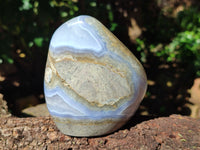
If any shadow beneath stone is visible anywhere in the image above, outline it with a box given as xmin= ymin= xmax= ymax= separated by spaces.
xmin=19 ymin=112 xmax=35 ymax=118
xmin=121 ymin=114 xmax=156 ymax=130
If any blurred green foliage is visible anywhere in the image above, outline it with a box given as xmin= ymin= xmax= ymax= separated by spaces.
xmin=0 ymin=0 xmax=117 ymax=64
xmin=0 ymin=0 xmax=79 ymax=64
xmin=136 ymin=7 xmax=200 ymax=76
xmin=0 ymin=0 xmax=199 ymax=76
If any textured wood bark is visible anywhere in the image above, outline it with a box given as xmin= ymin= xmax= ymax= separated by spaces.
xmin=0 ymin=115 xmax=200 ymax=150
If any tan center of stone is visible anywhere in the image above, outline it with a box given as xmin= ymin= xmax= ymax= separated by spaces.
xmin=55 ymin=59 xmax=131 ymax=107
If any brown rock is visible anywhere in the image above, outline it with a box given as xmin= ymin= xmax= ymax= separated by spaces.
xmin=187 ymin=78 xmax=200 ymax=118
xmin=0 ymin=115 xmax=199 ymax=149
xmin=0 ymin=93 xmax=11 ymax=118
xmin=190 ymin=78 xmax=200 ymax=106
xmin=22 ymin=103 xmax=50 ymax=117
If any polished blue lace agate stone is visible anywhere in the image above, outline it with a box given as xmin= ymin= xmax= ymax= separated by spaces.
xmin=44 ymin=15 xmax=147 ymax=137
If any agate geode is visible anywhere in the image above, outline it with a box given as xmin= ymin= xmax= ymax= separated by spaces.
xmin=44 ymin=15 xmax=147 ymax=137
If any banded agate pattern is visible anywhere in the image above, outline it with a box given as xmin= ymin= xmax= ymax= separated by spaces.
xmin=44 ymin=15 xmax=147 ymax=137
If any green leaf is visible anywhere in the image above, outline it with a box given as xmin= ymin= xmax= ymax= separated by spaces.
xmin=90 ymin=2 xmax=96 ymax=7
xmin=108 ymin=11 xmax=113 ymax=22
xmin=1 ymin=54 xmax=14 ymax=64
xmin=28 ymin=41 xmax=34 ymax=47
xmin=73 ymin=6 xmax=79 ymax=11
xmin=34 ymin=37 xmax=43 ymax=47
xmin=110 ymin=23 xmax=118 ymax=31
xmin=19 ymin=0 xmax=33 ymax=11
xmin=69 ymin=10 xmax=74 ymax=16
xmin=7 ymin=58 xmax=14 ymax=64
xmin=61 ymin=11 xmax=68 ymax=17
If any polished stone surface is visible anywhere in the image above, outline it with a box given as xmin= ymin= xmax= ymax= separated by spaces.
xmin=44 ymin=15 xmax=147 ymax=137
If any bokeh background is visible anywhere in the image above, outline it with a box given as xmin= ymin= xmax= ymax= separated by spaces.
xmin=0 ymin=0 xmax=200 ymax=118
